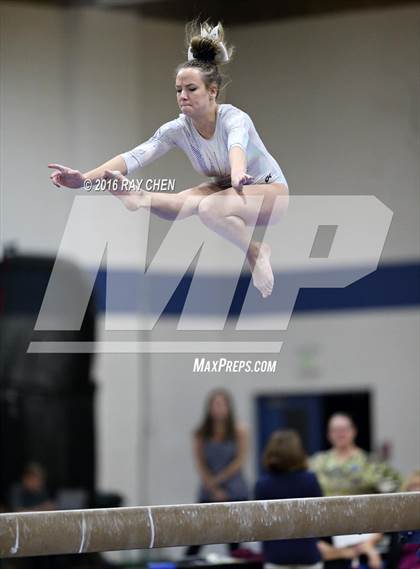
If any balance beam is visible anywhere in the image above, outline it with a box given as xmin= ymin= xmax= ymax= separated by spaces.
xmin=0 ymin=492 xmax=419 ymax=558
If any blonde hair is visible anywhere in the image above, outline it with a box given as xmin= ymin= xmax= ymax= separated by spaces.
xmin=176 ymin=19 xmax=234 ymax=99
xmin=185 ymin=19 xmax=233 ymax=63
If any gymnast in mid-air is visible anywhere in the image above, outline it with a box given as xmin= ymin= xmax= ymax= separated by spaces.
xmin=49 ymin=20 xmax=289 ymax=298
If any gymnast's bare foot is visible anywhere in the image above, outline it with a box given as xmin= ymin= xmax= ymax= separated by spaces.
xmin=103 ymin=169 xmax=145 ymax=211
xmin=115 ymin=191 xmax=145 ymax=211
xmin=249 ymin=242 xmax=274 ymax=299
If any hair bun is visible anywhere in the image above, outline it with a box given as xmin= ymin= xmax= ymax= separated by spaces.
xmin=187 ymin=22 xmax=231 ymax=64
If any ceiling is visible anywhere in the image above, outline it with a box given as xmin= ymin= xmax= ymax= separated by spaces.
xmin=3 ymin=0 xmax=419 ymax=24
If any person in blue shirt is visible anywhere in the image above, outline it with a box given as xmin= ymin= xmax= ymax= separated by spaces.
xmin=187 ymin=388 xmax=249 ymax=556
xmin=255 ymin=430 xmax=323 ymax=569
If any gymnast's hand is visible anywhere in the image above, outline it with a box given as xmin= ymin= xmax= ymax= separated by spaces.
xmin=48 ymin=163 xmax=85 ymax=189
xmin=231 ymin=172 xmax=254 ymax=193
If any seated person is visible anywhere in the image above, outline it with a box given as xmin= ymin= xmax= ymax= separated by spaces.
xmin=255 ymin=429 xmax=323 ymax=569
xmin=9 ymin=462 xmax=55 ymax=512
xmin=387 ymin=470 xmax=420 ymax=569
xmin=319 ymin=534 xmax=383 ymax=569
xmin=310 ymin=413 xmax=401 ymax=496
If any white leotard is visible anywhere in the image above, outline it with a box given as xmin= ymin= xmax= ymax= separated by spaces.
xmin=121 ymin=103 xmax=287 ymax=187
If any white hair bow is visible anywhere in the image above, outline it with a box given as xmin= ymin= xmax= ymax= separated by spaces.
xmin=203 ymin=23 xmax=220 ymax=39
xmin=187 ymin=23 xmax=230 ymax=63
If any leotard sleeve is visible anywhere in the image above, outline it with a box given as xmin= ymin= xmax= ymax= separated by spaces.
xmin=121 ymin=120 xmax=179 ymax=175
xmin=224 ymin=107 xmax=251 ymax=152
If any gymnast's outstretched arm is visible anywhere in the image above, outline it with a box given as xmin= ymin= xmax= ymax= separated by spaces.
xmin=48 ymin=155 xmax=127 ymax=189
xmin=84 ymin=155 xmax=128 ymax=181
xmin=49 ymin=119 xmax=176 ymax=189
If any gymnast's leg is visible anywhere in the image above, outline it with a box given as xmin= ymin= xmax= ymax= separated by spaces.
xmin=196 ymin=183 xmax=289 ymax=298
xmin=106 ymin=169 xmax=289 ymax=298
xmin=109 ymin=178 xmax=218 ymax=220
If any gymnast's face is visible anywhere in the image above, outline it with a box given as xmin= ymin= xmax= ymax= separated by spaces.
xmin=176 ymin=68 xmax=217 ymax=117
